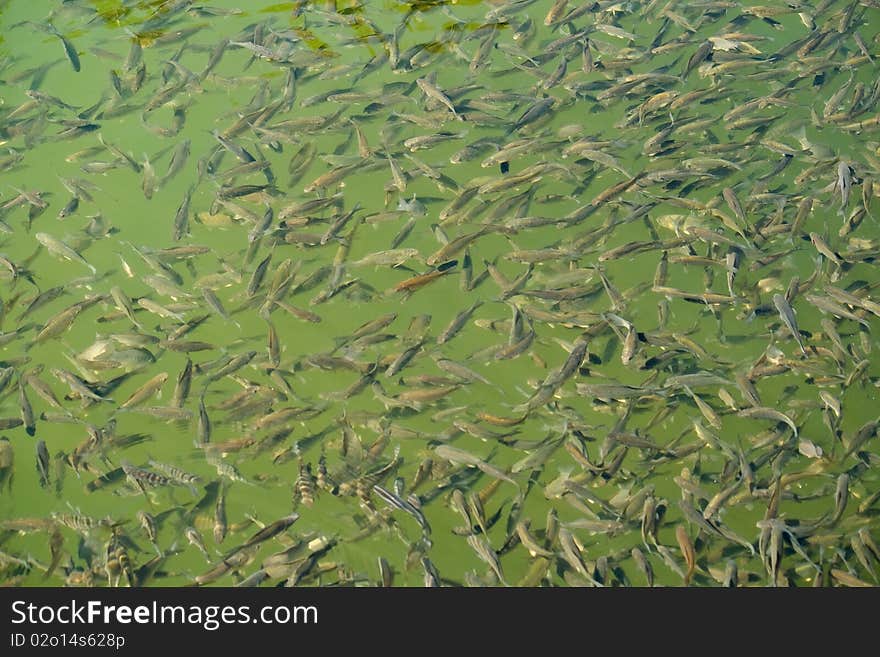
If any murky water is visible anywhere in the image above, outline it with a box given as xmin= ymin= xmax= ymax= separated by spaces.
xmin=1 ymin=0 xmax=879 ymax=587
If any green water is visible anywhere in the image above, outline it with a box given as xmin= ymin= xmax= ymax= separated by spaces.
xmin=0 ymin=0 xmax=879 ymax=587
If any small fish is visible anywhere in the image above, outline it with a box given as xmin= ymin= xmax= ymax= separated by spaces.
xmin=772 ymin=294 xmax=807 ymax=355
xmin=46 ymin=23 xmax=80 ymax=73
xmin=831 ymin=569 xmax=873 ymax=587
xmin=544 ymin=0 xmax=569 ymax=26
xmin=631 ymin=546 xmax=654 ymax=587
xmin=373 ymin=484 xmax=430 ymax=533
xmin=683 ymin=40 xmax=713 ymax=80
xmin=163 ymin=139 xmax=191 ymax=186
xmin=737 ymin=406 xmax=799 ymax=438
xmin=171 ymin=359 xmax=193 ymax=408
xmin=201 ymin=287 xmax=239 ymax=328
xmin=829 ymin=473 xmax=849 ymax=527
xmin=676 ymin=524 xmax=696 ymax=586
xmin=185 ymin=526 xmax=212 ymax=562
xmin=466 ymin=534 xmax=507 ymax=586
xmin=121 ymin=460 xmax=173 ymax=493
xmin=293 ymin=461 xmax=316 ymax=509
xmin=57 ymin=196 xmax=80 ymax=221
xmin=391 ymin=261 xmax=457 ymax=294
xmin=0 ymin=437 xmax=13 ymax=492
xmin=137 ymin=511 xmax=162 ymax=556
xmin=723 ymin=253 xmax=741 ymax=301
xmin=212 ymin=130 xmax=254 ymax=163
xmin=507 ymin=97 xmax=555 ymax=136
xmin=353 ymin=249 xmax=420 ymax=268
xmin=35 ymin=439 xmax=50 ymax=489
xmin=808 ymin=233 xmax=843 ymax=269
xmin=836 ymin=162 xmax=855 ymax=214
xmin=239 ymin=513 xmax=299 ymax=550
xmin=213 ymin=484 xmax=228 ymax=545
xmin=45 ymin=527 xmax=64 ymax=581
xmin=173 ymin=186 xmax=193 ymax=241
xmin=142 ymin=154 xmax=157 ymax=200
xmin=35 ymin=233 xmax=95 ymax=274
xmin=50 ymin=368 xmax=112 ymax=403
xmin=110 ymin=286 xmax=142 ymax=328
xmin=247 ymin=253 xmax=273 ymax=297
xmin=557 ymin=527 xmax=601 ymax=586
xmin=118 ymin=373 xmax=168 ymax=410
xmin=137 ymin=298 xmax=184 ymax=322
xmin=437 ymin=300 xmax=482 ymax=345
xmin=377 ymin=557 xmax=394 ymax=587
xmin=797 ymin=439 xmax=824 ymax=459
xmin=397 ymin=194 xmax=428 ymax=217
xmin=18 ymin=379 xmax=36 ymax=436
xmin=148 ymin=458 xmax=200 ymax=490
xmin=434 ymin=445 xmax=518 ymax=489
xmin=416 ymin=77 xmax=460 ymax=120
xmin=197 ymin=395 xmax=211 ymax=445
xmin=213 ymin=459 xmax=250 ymax=485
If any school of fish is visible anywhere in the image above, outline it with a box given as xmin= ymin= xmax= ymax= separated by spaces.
xmin=0 ymin=0 xmax=879 ymax=587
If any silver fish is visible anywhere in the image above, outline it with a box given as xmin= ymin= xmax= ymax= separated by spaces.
xmin=837 ymin=161 xmax=854 ymax=214
xmin=772 ymin=294 xmax=807 ymax=355
xmin=35 ymin=233 xmax=95 ymax=274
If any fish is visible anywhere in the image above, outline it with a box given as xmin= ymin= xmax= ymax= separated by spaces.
xmin=118 ymin=373 xmax=168 ymax=410
xmin=121 ymin=460 xmax=174 ymax=491
xmin=682 ymin=40 xmax=713 ymax=80
xmin=137 ymin=510 xmax=161 ymax=556
xmin=293 ymin=461 xmax=316 ymax=509
xmin=213 ymin=484 xmax=228 ymax=545
xmin=45 ymin=527 xmax=64 ymax=581
xmin=142 ymin=154 xmax=157 ymax=200
xmin=772 ymin=294 xmax=808 ymax=355
xmin=18 ymin=378 xmax=36 ymax=436
xmin=171 ymin=359 xmax=193 ymax=408
xmin=201 ymin=287 xmax=239 ymax=328
xmin=437 ymin=300 xmax=482 ymax=345
xmin=831 ymin=569 xmax=873 ymax=587
xmin=434 ymin=445 xmax=519 ymax=489
xmin=506 ymin=97 xmax=555 ymax=136
xmin=109 ymin=286 xmax=142 ymax=328
xmin=163 ymin=139 xmax=191 ymax=186
xmin=0 ymin=437 xmax=13 ymax=492
xmin=466 ymin=534 xmax=507 ymax=586
xmin=50 ymin=368 xmax=113 ymax=403
xmin=238 ymin=513 xmax=300 ymax=551
xmin=352 ymin=249 xmax=420 ymax=268
xmin=35 ymin=233 xmax=95 ymax=274
xmin=557 ymin=527 xmax=601 ymax=586
xmin=196 ymin=395 xmax=212 ymax=446
xmin=416 ymin=77 xmax=461 ymax=120
xmin=173 ymin=186 xmax=194 ymax=241
xmin=804 ymin=293 xmax=870 ymax=329
xmin=631 ymin=547 xmax=654 ymax=587
xmin=46 ymin=23 xmax=80 ymax=73
xmin=185 ymin=526 xmax=212 ymax=562
xmin=35 ymin=440 xmax=50 ymax=489
xmin=373 ymin=484 xmax=430 ymax=534
xmin=212 ymin=130 xmax=254 ymax=163
xmin=146 ymin=459 xmax=200 ymax=492
xmin=836 ymin=162 xmax=855 ymax=215
xmin=391 ymin=260 xmax=457 ymax=295
xmin=737 ymin=407 xmax=799 ymax=438
xmin=56 ymin=196 xmax=80 ymax=221
xmin=675 ymin=525 xmax=696 ymax=586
